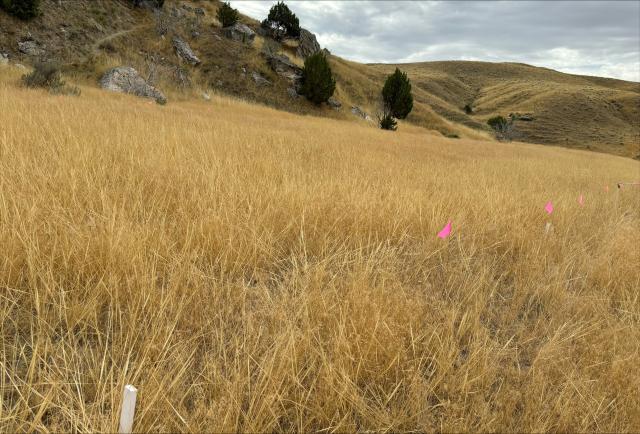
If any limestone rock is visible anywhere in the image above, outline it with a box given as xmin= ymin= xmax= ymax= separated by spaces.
xmin=100 ymin=66 xmax=167 ymax=104
xmin=172 ymin=36 xmax=200 ymax=65
xmin=296 ymin=28 xmax=321 ymax=59
xmin=223 ymin=23 xmax=255 ymax=45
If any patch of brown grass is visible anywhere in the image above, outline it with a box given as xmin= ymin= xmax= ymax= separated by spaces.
xmin=1 ymin=66 xmax=639 ymax=432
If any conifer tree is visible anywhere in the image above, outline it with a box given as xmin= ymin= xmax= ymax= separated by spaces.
xmin=217 ymin=1 xmax=239 ymax=27
xmin=300 ymin=52 xmax=336 ymax=105
xmin=382 ymin=68 xmax=413 ymax=119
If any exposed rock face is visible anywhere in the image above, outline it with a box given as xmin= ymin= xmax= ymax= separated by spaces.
xmin=296 ymin=28 xmax=321 ymax=59
xmin=328 ymin=97 xmax=341 ymax=110
xmin=172 ymin=36 xmax=200 ymax=65
xmin=223 ymin=23 xmax=255 ymax=45
xmin=17 ymin=40 xmax=44 ymax=56
xmin=351 ymin=106 xmax=373 ymax=122
xmin=265 ymin=53 xmax=303 ymax=88
xmin=252 ymin=71 xmax=271 ymax=86
xmin=100 ymin=66 xmax=167 ymax=104
xmin=321 ymin=48 xmax=331 ymax=56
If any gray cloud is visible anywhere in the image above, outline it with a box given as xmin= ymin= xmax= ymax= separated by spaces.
xmin=229 ymin=0 xmax=640 ymax=81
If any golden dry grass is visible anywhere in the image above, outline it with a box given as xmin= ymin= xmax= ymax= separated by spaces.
xmin=1 ymin=65 xmax=640 ymax=432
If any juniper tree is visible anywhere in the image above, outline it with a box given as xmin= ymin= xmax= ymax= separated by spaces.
xmin=1 ymin=0 xmax=40 ymax=20
xmin=382 ymin=68 xmax=413 ymax=119
xmin=300 ymin=52 xmax=335 ymax=105
xmin=266 ymin=1 xmax=300 ymax=38
xmin=217 ymin=1 xmax=239 ymax=27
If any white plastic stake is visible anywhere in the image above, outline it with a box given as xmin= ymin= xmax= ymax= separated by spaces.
xmin=119 ymin=384 xmax=138 ymax=434
xmin=545 ymin=222 xmax=552 ymax=235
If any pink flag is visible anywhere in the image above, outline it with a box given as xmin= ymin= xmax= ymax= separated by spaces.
xmin=578 ymin=194 xmax=584 ymax=206
xmin=545 ymin=201 xmax=554 ymax=214
xmin=437 ymin=221 xmax=452 ymax=239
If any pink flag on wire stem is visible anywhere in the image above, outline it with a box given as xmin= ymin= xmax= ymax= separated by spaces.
xmin=578 ymin=194 xmax=584 ymax=206
xmin=437 ymin=221 xmax=452 ymax=239
xmin=545 ymin=201 xmax=554 ymax=214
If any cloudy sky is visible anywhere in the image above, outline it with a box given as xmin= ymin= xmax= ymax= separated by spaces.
xmin=229 ymin=1 xmax=640 ymax=82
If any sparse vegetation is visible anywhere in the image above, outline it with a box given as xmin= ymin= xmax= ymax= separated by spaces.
xmin=487 ymin=115 xmax=514 ymax=140
xmin=21 ymin=62 xmax=80 ymax=96
xmin=464 ymin=103 xmax=473 ymax=114
xmin=1 ymin=69 xmax=639 ymax=432
xmin=0 ymin=0 xmax=40 ymax=20
xmin=378 ymin=112 xmax=397 ymax=130
xmin=300 ymin=52 xmax=335 ymax=104
xmin=216 ymin=1 xmax=239 ymax=28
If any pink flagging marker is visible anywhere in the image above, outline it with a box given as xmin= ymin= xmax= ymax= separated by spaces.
xmin=437 ymin=221 xmax=452 ymax=239
xmin=545 ymin=201 xmax=554 ymax=214
xmin=578 ymin=194 xmax=584 ymax=206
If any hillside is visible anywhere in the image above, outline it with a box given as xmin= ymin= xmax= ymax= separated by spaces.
xmin=0 ymin=0 xmax=638 ymax=158
xmin=2 ymin=61 xmax=640 ymax=432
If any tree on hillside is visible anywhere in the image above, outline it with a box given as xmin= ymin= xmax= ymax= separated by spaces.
xmin=263 ymin=1 xmax=300 ymax=38
xmin=300 ymin=52 xmax=336 ymax=105
xmin=216 ymin=1 xmax=239 ymax=27
xmin=382 ymin=68 xmax=413 ymax=119
xmin=487 ymin=115 xmax=515 ymax=141
xmin=378 ymin=68 xmax=413 ymax=131
xmin=0 ymin=0 xmax=40 ymax=20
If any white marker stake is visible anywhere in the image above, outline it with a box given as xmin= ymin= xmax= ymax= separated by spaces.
xmin=545 ymin=222 xmax=552 ymax=235
xmin=119 ymin=385 xmax=138 ymax=434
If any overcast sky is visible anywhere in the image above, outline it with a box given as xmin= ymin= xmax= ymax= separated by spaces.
xmin=229 ymin=0 xmax=640 ymax=82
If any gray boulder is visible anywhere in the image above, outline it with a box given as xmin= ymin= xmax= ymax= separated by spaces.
xmin=223 ymin=23 xmax=255 ymax=45
xmin=296 ymin=28 xmax=321 ymax=59
xmin=17 ymin=40 xmax=44 ymax=56
xmin=172 ymin=36 xmax=200 ymax=65
xmin=252 ymin=71 xmax=271 ymax=86
xmin=351 ymin=106 xmax=373 ymax=122
xmin=287 ymin=87 xmax=299 ymax=99
xmin=100 ymin=66 xmax=167 ymax=104
xmin=265 ymin=53 xmax=303 ymax=87
xmin=328 ymin=97 xmax=341 ymax=110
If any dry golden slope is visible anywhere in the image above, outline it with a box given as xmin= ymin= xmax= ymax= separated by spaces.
xmin=1 ymin=65 xmax=640 ymax=432
xmin=340 ymin=60 xmax=640 ymax=157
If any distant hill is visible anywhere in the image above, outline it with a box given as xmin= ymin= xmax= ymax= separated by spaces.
xmin=1 ymin=0 xmax=638 ymax=158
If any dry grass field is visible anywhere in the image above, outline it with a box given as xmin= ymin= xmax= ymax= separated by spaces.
xmin=1 ymin=65 xmax=640 ymax=432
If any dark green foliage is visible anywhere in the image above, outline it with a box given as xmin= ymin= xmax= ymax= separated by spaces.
xmin=464 ymin=104 xmax=473 ymax=114
xmin=487 ymin=115 xmax=508 ymax=130
xmin=266 ymin=1 xmax=300 ymax=38
xmin=217 ymin=2 xmax=238 ymax=27
xmin=300 ymin=52 xmax=335 ymax=105
xmin=22 ymin=62 xmax=80 ymax=96
xmin=130 ymin=0 xmax=164 ymax=8
xmin=379 ymin=113 xmax=397 ymax=131
xmin=0 ymin=0 xmax=40 ymax=20
xmin=382 ymin=68 xmax=413 ymax=119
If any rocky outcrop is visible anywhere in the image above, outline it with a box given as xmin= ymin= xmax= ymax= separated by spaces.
xmin=296 ymin=28 xmax=321 ymax=59
xmin=265 ymin=53 xmax=303 ymax=87
xmin=100 ymin=66 xmax=167 ymax=104
xmin=17 ymin=40 xmax=44 ymax=56
xmin=223 ymin=23 xmax=255 ymax=45
xmin=328 ymin=97 xmax=341 ymax=110
xmin=172 ymin=36 xmax=200 ymax=65
xmin=351 ymin=106 xmax=373 ymax=122
xmin=252 ymin=71 xmax=271 ymax=86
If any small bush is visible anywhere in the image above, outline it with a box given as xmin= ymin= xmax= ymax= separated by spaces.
xmin=487 ymin=115 xmax=508 ymax=130
xmin=1 ymin=0 xmax=40 ymax=20
xmin=382 ymin=68 xmax=413 ymax=119
xmin=487 ymin=115 xmax=514 ymax=141
xmin=300 ymin=52 xmax=335 ymax=105
xmin=22 ymin=62 xmax=80 ymax=96
xmin=216 ymin=2 xmax=239 ymax=27
xmin=266 ymin=1 xmax=300 ymax=38
xmin=464 ymin=104 xmax=473 ymax=114
xmin=379 ymin=113 xmax=397 ymax=131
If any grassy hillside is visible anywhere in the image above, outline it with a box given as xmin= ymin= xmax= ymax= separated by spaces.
xmin=2 ymin=64 xmax=640 ymax=432
xmin=1 ymin=0 xmax=638 ymax=157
